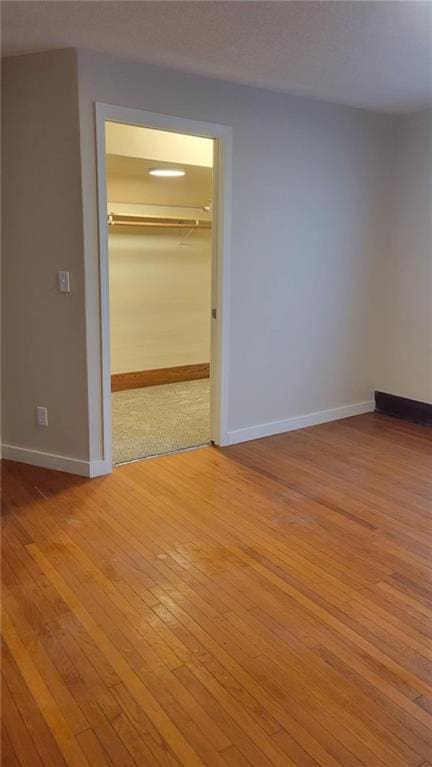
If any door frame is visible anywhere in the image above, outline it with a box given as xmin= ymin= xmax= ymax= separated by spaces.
xmin=95 ymin=102 xmax=233 ymax=472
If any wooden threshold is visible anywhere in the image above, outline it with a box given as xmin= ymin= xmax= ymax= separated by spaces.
xmin=111 ymin=362 xmax=210 ymax=392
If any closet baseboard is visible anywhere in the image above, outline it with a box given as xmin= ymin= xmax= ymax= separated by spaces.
xmin=375 ymin=390 xmax=432 ymax=425
xmin=111 ymin=363 xmax=210 ymax=392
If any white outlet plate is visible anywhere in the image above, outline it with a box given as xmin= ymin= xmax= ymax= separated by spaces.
xmin=36 ymin=406 xmax=48 ymax=427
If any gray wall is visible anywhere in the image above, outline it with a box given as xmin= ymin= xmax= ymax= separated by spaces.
xmin=375 ymin=108 xmax=432 ymax=404
xmin=4 ymin=47 xmax=429 ymax=471
xmin=2 ymin=49 xmax=89 ymax=460
xmin=77 ymin=49 xmax=389 ymax=460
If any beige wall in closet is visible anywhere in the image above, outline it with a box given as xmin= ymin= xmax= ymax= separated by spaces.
xmin=109 ymin=228 xmax=212 ymax=374
xmin=108 ymin=150 xmax=213 ymax=375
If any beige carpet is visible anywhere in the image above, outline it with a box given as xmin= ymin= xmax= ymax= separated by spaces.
xmin=112 ymin=378 xmax=211 ymax=464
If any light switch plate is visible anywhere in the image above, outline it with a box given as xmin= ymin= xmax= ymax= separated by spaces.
xmin=57 ymin=270 xmax=71 ymax=293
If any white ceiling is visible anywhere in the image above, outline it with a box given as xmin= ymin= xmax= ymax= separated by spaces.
xmin=107 ymin=155 xmax=213 ymax=207
xmin=106 ymin=122 xmax=213 ymax=167
xmin=2 ymin=1 xmax=432 ymax=113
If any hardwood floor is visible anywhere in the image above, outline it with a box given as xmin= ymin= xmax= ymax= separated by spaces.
xmin=1 ymin=412 xmax=431 ymax=767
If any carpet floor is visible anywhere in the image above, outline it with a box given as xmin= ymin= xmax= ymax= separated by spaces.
xmin=112 ymin=378 xmax=211 ymax=464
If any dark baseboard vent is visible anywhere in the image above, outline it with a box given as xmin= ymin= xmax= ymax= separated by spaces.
xmin=375 ymin=391 xmax=432 ymax=426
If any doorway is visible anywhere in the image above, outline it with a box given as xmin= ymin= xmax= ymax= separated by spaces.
xmin=95 ymin=105 xmax=232 ymax=472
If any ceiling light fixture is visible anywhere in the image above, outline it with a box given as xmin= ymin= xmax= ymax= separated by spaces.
xmin=149 ymin=168 xmax=186 ymax=177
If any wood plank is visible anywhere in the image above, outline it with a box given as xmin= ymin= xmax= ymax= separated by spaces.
xmin=1 ymin=679 xmax=46 ymax=767
xmin=111 ymin=362 xmax=210 ymax=391
xmin=2 ymin=612 xmax=91 ymax=767
xmin=2 ymin=640 xmax=70 ymax=767
xmin=0 ymin=724 xmax=22 ymax=767
xmin=2 ymin=413 xmax=432 ymax=767
xmin=25 ymin=544 xmax=208 ymax=767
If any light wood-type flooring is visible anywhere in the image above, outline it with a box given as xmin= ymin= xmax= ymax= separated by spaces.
xmin=1 ymin=413 xmax=432 ymax=767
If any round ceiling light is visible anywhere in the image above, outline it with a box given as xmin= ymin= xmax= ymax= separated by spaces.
xmin=149 ymin=168 xmax=186 ymax=177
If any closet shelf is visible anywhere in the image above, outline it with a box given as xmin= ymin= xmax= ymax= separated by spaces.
xmin=108 ymin=213 xmax=212 ymax=230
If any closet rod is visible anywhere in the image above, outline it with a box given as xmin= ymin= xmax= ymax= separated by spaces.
xmin=108 ymin=213 xmax=211 ymax=230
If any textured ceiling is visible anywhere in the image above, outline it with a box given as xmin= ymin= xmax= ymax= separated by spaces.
xmin=2 ymin=1 xmax=432 ymax=113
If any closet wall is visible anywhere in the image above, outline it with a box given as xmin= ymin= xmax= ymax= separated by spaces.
xmin=109 ymin=227 xmax=212 ymax=374
xmin=108 ymin=164 xmax=212 ymax=375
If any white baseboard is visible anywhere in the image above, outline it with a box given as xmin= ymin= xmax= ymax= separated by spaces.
xmin=1 ymin=444 xmax=92 ymax=477
xmin=227 ymin=400 xmax=375 ymax=446
xmin=2 ymin=402 xmax=374 ymax=474
xmin=89 ymin=459 xmax=112 ymax=477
